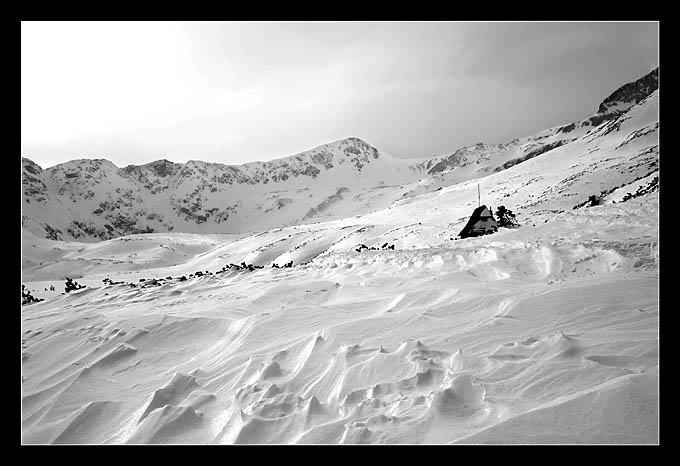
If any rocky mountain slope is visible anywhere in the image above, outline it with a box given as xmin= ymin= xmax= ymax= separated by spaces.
xmin=416 ymin=67 xmax=659 ymax=177
xmin=21 ymin=68 xmax=659 ymax=242
xmin=22 ymin=138 xmax=426 ymax=241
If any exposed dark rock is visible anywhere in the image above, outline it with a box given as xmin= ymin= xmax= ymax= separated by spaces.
xmin=64 ymin=278 xmax=85 ymax=293
xmin=495 ymin=140 xmax=566 ymax=173
xmin=597 ymin=67 xmax=658 ymax=114
xmin=22 ymin=284 xmax=44 ymax=305
xmin=558 ymin=123 xmax=576 ymax=134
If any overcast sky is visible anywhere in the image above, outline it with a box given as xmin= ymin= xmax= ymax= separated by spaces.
xmin=21 ymin=21 xmax=659 ymax=168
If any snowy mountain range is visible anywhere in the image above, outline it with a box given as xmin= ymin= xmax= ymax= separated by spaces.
xmin=21 ymin=67 xmax=660 ymax=444
xmin=21 ymin=68 xmax=658 ymax=242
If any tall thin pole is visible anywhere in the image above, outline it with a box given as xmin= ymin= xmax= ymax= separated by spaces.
xmin=478 ymin=184 xmax=480 ymax=207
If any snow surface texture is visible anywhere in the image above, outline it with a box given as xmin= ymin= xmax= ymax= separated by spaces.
xmin=21 ymin=75 xmax=659 ymax=444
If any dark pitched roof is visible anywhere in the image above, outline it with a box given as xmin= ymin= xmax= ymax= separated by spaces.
xmin=458 ymin=205 xmax=498 ymax=238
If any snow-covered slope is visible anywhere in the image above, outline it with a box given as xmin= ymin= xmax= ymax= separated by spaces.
xmin=20 ymin=199 xmax=659 ymax=444
xmin=412 ymin=67 xmax=658 ymax=181
xmin=21 ymin=68 xmax=659 ymax=444
xmin=22 ymin=68 xmax=659 ymax=243
xmin=22 ymin=85 xmax=659 ymax=282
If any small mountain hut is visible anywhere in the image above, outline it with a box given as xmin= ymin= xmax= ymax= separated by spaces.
xmin=458 ymin=205 xmax=498 ymax=238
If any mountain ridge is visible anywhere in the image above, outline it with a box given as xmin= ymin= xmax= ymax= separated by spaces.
xmin=22 ymin=137 xmax=426 ymax=241
xmin=22 ymin=69 xmax=659 ymax=242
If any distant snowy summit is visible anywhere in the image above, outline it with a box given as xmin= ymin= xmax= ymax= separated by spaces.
xmin=22 ymin=68 xmax=659 ymax=242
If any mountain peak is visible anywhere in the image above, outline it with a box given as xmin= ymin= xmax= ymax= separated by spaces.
xmin=322 ymin=137 xmax=377 ymax=151
xmin=597 ymin=67 xmax=658 ymax=114
xmin=342 ymin=136 xmax=371 ymax=145
xmin=142 ymin=159 xmax=182 ymax=177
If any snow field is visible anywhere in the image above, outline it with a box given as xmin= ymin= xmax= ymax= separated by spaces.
xmin=22 ymin=194 xmax=658 ymax=443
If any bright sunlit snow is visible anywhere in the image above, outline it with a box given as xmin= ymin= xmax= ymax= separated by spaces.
xmin=21 ymin=80 xmax=659 ymax=444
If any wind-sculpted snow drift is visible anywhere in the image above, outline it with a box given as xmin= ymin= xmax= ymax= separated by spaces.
xmin=22 ymin=71 xmax=658 ymax=444
xmin=21 ymin=189 xmax=659 ymax=444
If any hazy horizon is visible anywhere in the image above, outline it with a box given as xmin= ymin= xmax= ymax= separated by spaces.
xmin=21 ymin=21 xmax=658 ymax=169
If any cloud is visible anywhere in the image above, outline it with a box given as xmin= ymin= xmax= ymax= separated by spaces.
xmin=22 ymin=21 xmax=659 ymax=167
xmin=21 ymin=22 xmax=267 ymax=142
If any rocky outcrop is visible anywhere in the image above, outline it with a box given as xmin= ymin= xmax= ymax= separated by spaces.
xmin=581 ymin=68 xmax=659 ymax=128
xmin=597 ymin=67 xmax=658 ymax=114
